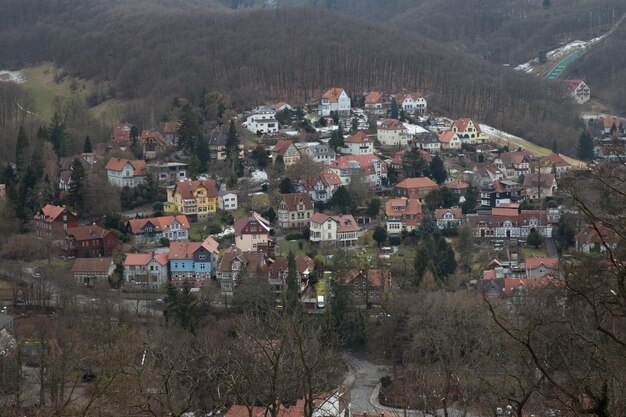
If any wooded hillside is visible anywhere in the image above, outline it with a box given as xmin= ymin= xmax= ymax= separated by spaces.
xmin=0 ymin=1 xmax=582 ymax=154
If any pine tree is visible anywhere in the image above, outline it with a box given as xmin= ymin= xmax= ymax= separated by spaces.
xmin=577 ymin=130 xmax=594 ymax=161
xmin=461 ymin=184 xmax=479 ymax=214
xmin=390 ymin=98 xmax=399 ymax=119
xmin=372 ymin=226 xmax=387 ymax=247
xmin=551 ymin=140 xmax=558 ymax=154
xmin=69 ymin=158 xmax=86 ymax=212
xmin=83 ymin=136 xmax=93 ymax=153
xmin=458 ymin=225 xmax=474 ymax=269
xmin=402 ymin=147 xmax=427 ymax=178
xmin=429 ymin=155 xmax=448 ymax=184
xmin=225 ymin=119 xmax=241 ymax=177
xmin=47 ymin=112 xmax=69 ymax=157
xmin=130 ymin=126 xmax=140 ymax=158
xmin=15 ymin=126 xmax=30 ymax=177
xmin=195 ymin=135 xmax=210 ymax=173
xmin=285 ymin=251 xmax=301 ymax=314
xmin=177 ymin=103 xmax=201 ymax=153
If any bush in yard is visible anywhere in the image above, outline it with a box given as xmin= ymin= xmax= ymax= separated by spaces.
xmin=286 ymin=233 xmax=303 ymax=241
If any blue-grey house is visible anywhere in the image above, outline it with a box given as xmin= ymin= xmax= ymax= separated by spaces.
xmin=169 ymin=237 xmax=219 ymax=287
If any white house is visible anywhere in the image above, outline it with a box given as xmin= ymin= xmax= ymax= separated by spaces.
xmin=318 ymin=88 xmax=351 ymax=116
xmin=452 ymin=118 xmax=486 ymax=144
xmin=218 ymin=190 xmax=238 ymax=211
xmin=299 ymin=143 xmax=337 ymax=165
xmin=124 ymin=253 xmax=170 ymax=289
xmin=342 ymin=132 xmax=375 ymax=155
xmin=309 ymin=213 xmax=361 ymax=247
xmin=438 ymin=131 xmax=462 ymax=150
xmin=328 ymin=154 xmax=388 ymax=188
xmin=561 ymin=79 xmax=590 ymax=104
xmin=435 ymin=207 xmax=463 ymax=229
xmin=377 ymin=119 xmax=412 ymax=146
xmin=246 ymin=106 xmax=279 ymax=134
xmin=395 ymin=92 xmax=427 ymax=115
xmin=104 ymin=158 xmax=147 ymax=188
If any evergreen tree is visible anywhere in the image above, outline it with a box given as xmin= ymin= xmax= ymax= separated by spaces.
xmin=527 ymin=229 xmax=543 ymax=248
xmin=551 ymin=140 xmax=558 ymax=154
xmin=69 ymin=158 xmax=87 ymax=212
xmin=429 ymin=155 xmax=448 ymax=184
xmin=402 ymin=147 xmax=428 ymax=178
xmin=366 ymin=197 xmax=381 ymax=217
xmin=414 ymin=244 xmax=430 ymax=288
xmin=284 ymin=251 xmax=301 ymax=314
xmin=266 ymin=207 xmax=277 ymax=223
xmin=390 ymin=98 xmax=399 ymax=119
xmin=83 ymin=136 xmax=93 ymax=153
xmin=164 ymin=283 xmax=179 ymax=323
xmin=274 ymin=155 xmax=285 ymax=173
xmin=176 ymin=282 xmax=199 ymax=333
xmin=327 ymin=186 xmax=351 ymax=213
xmin=195 ymin=135 xmax=210 ymax=173
xmin=351 ymin=117 xmax=358 ymax=133
xmin=177 ymin=103 xmax=201 ymax=153
xmin=15 ymin=126 xmax=30 ymax=177
xmin=577 ymin=130 xmax=594 ymax=161
xmin=331 ymin=111 xmax=339 ymax=125
xmin=129 ymin=126 xmax=140 ymax=157
xmin=188 ymin=155 xmax=201 ymax=179
xmin=417 ymin=211 xmax=438 ymax=239
xmin=372 ymin=226 xmax=387 ymax=247
xmin=225 ymin=119 xmax=242 ymax=177
xmin=279 ymin=177 xmax=293 ymax=194
xmin=47 ymin=112 xmax=69 ymax=157
xmin=434 ymin=235 xmax=457 ymax=281
xmin=251 ymin=145 xmax=270 ymax=168
xmin=458 ymin=225 xmax=475 ymax=269
xmin=328 ymin=125 xmax=344 ymax=150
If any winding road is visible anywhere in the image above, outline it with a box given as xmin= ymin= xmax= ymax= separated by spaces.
xmin=341 ymin=353 xmax=480 ymax=417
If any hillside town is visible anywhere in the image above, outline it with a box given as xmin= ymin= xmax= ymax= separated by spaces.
xmin=0 ymin=86 xmax=624 ymax=417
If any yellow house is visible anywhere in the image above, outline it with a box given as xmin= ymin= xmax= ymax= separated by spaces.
xmin=164 ymin=179 xmax=219 ymax=222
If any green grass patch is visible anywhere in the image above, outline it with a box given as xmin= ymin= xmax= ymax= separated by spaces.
xmin=275 ymin=239 xmax=310 ymax=258
xmin=522 ymin=246 xmax=547 ymax=259
xmin=189 ymin=220 xmax=223 ymax=241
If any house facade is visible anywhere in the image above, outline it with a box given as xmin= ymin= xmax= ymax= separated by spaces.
xmin=435 ymin=207 xmax=463 ymax=229
xmin=364 ymin=91 xmax=387 ymax=115
xmin=297 ymin=168 xmax=342 ymax=203
xmin=125 ymin=215 xmax=190 ymax=245
xmin=65 ymin=225 xmax=120 ymax=257
xmin=377 ymin=119 xmax=411 ymax=147
xmin=328 ymin=154 xmax=388 ymax=188
xmin=33 ymin=204 xmax=78 ymax=240
xmin=394 ymin=177 xmax=438 ymax=203
xmin=318 ymin=88 xmax=351 ymax=116
xmin=394 ymin=92 xmax=427 ymax=115
xmin=72 ymin=258 xmax=115 ymax=286
xmin=300 ymin=143 xmax=336 ymax=165
xmin=525 ymin=257 xmax=558 ymax=279
xmin=309 ymin=213 xmax=361 ymax=247
xmin=385 ymin=198 xmax=422 ymax=235
xmin=246 ymin=106 xmax=279 ymax=134
xmin=415 ymin=132 xmax=441 ymax=153
xmin=234 ymin=212 xmax=273 ymax=252
xmin=438 ymin=131 xmax=462 ymax=150
xmin=105 ymin=158 xmax=147 ymax=188
xmin=164 ymin=179 xmax=218 ymax=222
xmin=272 ymin=140 xmax=301 ymax=167
xmin=277 ymin=192 xmax=314 ymax=229
xmin=124 ymin=253 xmax=169 ymax=288
xmin=451 ymin=118 xmax=486 ymax=144
xmin=336 ymin=268 xmax=391 ymax=308
xmin=575 ymin=223 xmax=618 ymax=254
xmin=169 ymin=237 xmax=219 ymax=287
xmin=522 ymin=173 xmax=557 ymax=200
xmin=494 ymin=151 xmax=534 ymax=179
xmin=218 ymin=191 xmax=238 ymax=211
xmin=467 ymin=208 xmax=552 ymax=239
xmin=561 ymin=79 xmax=590 ymax=104
xmin=216 ymin=247 xmax=268 ymax=292
xmin=267 ymin=255 xmax=314 ymax=299
xmin=147 ymin=162 xmax=187 ymax=182
xmin=342 ymin=132 xmax=375 ymax=155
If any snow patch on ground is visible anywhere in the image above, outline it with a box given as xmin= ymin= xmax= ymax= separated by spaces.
xmin=250 ymin=169 xmax=268 ymax=183
xmin=0 ymin=70 xmax=26 ymax=84
xmin=514 ymin=61 xmax=535 ymax=73
xmin=546 ymin=40 xmax=587 ymax=58
xmin=213 ymin=226 xmax=234 ymax=239
xmin=480 ymin=124 xmax=524 ymax=142
xmin=402 ymin=122 xmax=429 ymax=134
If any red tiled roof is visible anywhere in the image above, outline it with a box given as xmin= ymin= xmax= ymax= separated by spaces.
xmin=525 ymin=257 xmax=558 ymax=269
xmin=344 ymin=132 xmax=370 ymax=143
xmin=67 ymin=225 xmax=113 ymax=242
xmin=234 ymin=212 xmax=271 ymax=235
xmin=268 ymin=255 xmax=314 ymax=279
xmin=104 ymin=158 xmax=147 ymax=175
xmin=218 ymin=246 xmax=267 ymax=274
xmin=127 ymin=215 xmax=190 ymax=234
xmin=173 ymin=179 xmax=218 ymax=199
xmin=452 ymin=118 xmax=482 ymax=135
xmin=365 ymin=91 xmax=384 ymax=104
xmin=272 ymin=140 xmax=294 ymax=157
xmin=124 ymin=253 xmax=153 ymax=266
xmin=541 ymin=153 xmax=570 ymax=168
xmin=112 ymin=122 xmax=133 ymax=143
xmin=395 ymin=177 xmax=438 ymax=190
xmin=434 ymin=207 xmax=462 ymax=220
xmin=560 ymin=79 xmax=585 ymax=93
xmin=446 ymin=180 xmax=468 ymax=190
xmin=575 ymin=223 xmax=617 ymax=245
xmin=385 ymin=198 xmax=422 ymax=217
xmin=71 ymin=258 xmax=113 ymax=273
xmin=522 ymin=173 xmax=556 ymax=189
xmin=491 ymin=208 xmax=519 ymax=217
xmin=439 ymin=131 xmax=458 ymax=144
xmin=169 ymin=241 xmax=203 ymax=260
xmin=379 ymin=119 xmax=406 ymax=130
xmin=202 ymin=236 xmax=220 ymax=254
xmin=322 ymin=88 xmax=346 ymax=103
xmin=35 ymin=204 xmax=76 ymax=222
xmin=280 ymin=192 xmax=313 ymax=211
xmin=329 ymin=154 xmax=388 ymax=174
xmin=337 ymin=268 xmax=390 ymax=289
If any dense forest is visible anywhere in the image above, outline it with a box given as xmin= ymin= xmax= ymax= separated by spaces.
xmin=0 ymin=1 xmax=584 ymax=154
xmin=233 ymin=0 xmax=626 ymax=65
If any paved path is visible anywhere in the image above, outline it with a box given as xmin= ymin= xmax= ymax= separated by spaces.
xmin=544 ymin=50 xmax=582 ymax=80
xmin=342 ymin=353 xmax=481 ymax=417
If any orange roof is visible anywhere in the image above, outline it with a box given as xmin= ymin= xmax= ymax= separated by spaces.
xmin=439 ymin=131 xmax=458 ymax=144
xmin=434 ymin=207 xmax=462 ymax=220
xmin=452 ymin=118 xmax=482 ymax=135
xmin=525 ymin=257 xmax=558 ymax=269
xmin=603 ymin=116 xmax=623 ymax=129
xmin=127 ymin=215 xmax=190 ymax=234
xmin=322 ymin=88 xmax=346 ymax=103
xmin=575 ymin=223 xmax=617 ymax=245
xmin=385 ymin=198 xmax=422 ymax=217
xmin=365 ymin=91 xmax=384 ymax=104
xmin=124 ymin=253 xmax=168 ymax=266
xmin=35 ymin=204 xmax=76 ymax=222
xmin=491 ymin=208 xmax=519 ymax=217
xmin=169 ymin=241 xmax=207 ymax=260
xmin=280 ymin=193 xmax=313 ymax=211
xmin=330 ymin=154 xmax=388 ymax=174
xmin=379 ymin=119 xmax=406 ymax=130
xmin=541 ymin=153 xmax=570 ymax=168
xmin=446 ymin=180 xmax=468 ymax=190
xmin=272 ymin=140 xmax=295 ymax=157
xmin=337 ymin=268 xmax=390 ymax=289
xmin=173 ymin=179 xmax=218 ymax=199
xmin=395 ymin=177 xmax=438 ymax=190
xmin=320 ymin=168 xmax=342 ymax=186
xmin=71 ymin=258 xmax=113 ymax=273
xmin=67 ymin=225 xmax=113 ymax=242
xmin=112 ymin=122 xmax=133 ymax=143
xmin=344 ymin=132 xmax=370 ymax=143
xmin=104 ymin=158 xmax=147 ymax=175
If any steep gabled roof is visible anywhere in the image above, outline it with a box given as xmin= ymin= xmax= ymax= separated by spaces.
xmin=522 ymin=173 xmax=556 ymax=189
xmin=575 ymin=223 xmax=617 ymax=245
xmin=525 ymin=257 xmax=558 ymax=269
xmin=385 ymin=198 xmax=422 ymax=217
xmin=452 ymin=118 xmax=482 ymax=135
xmin=279 ymin=192 xmax=313 ymax=211
xmin=234 ymin=212 xmax=271 ymax=235
xmin=35 ymin=204 xmax=77 ymax=222
xmin=272 ymin=140 xmax=295 ymax=157
xmin=337 ymin=268 xmax=390 ymax=289
xmin=322 ymin=88 xmax=346 ymax=103
xmin=127 ymin=215 xmax=190 ymax=234
xmin=439 ymin=131 xmax=459 ymax=144
xmin=104 ymin=158 xmax=147 ymax=175
xmin=67 ymin=225 xmax=113 ymax=242
xmin=379 ymin=119 xmax=406 ymax=130
xmin=434 ymin=207 xmax=462 ymax=220
xmin=395 ymin=177 xmax=438 ymax=190
xmin=344 ymin=132 xmax=370 ymax=144
xmin=365 ymin=91 xmax=384 ymax=104
xmin=71 ymin=258 xmax=113 ymax=273
xmin=173 ymin=179 xmax=218 ymax=199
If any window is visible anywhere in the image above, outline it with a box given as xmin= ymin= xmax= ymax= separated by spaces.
xmin=198 ymin=254 xmax=206 ymax=261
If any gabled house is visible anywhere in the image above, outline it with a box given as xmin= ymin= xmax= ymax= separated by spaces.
xmin=438 ymin=131 xmax=462 ymax=150
xmin=364 ymin=91 xmax=387 ymax=115
xmin=163 ymin=121 xmax=179 ymax=145
xmin=385 ymin=198 xmax=422 ymax=235
xmin=468 ymin=162 xmax=505 ymax=185
xmin=207 ymin=126 xmax=245 ymax=161
xmin=451 ymin=118 xmax=486 ymax=144
xmin=218 ymin=190 xmax=238 ymax=211
xmin=111 ymin=122 xmax=133 ymax=148
xmin=169 ymin=237 xmax=219 ymax=287
xmin=234 ymin=212 xmax=273 ymax=252
xmin=539 ymin=153 xmax=571 ymax=175
xmin=277 ymin=192 xmax=314 ymax=229
xmin=445 ymin=180 xmax=469 ymax=197
xmin=105 ymin=158 xmax=147 ymax=188
xmin=139 ymin=129 xmax=169 ymax=160
xmin=147 ymin=162 xmax=188 ymax=182
xmin=164 ymin=179 xmax=219 ymax=222
xmin=309 ymin=213 xmax=361 ymax=247
xmin=435 ymin=207 xmax=463 ymax=229
xmin=394 ymin=177 xmax=438 ymax=203
xmin=602 ymin=117 xmax=624 ymax=135
xmin=296 ymin=167 xmax=342 ymax=203
xmin=525 ymin=257 xmax=558 ymax=279
xmin=273 ymin=101 xmax=293 ymax=112
xmin=124 ymin=252 xmax=169 ymax=288
xmin=336 ymin=268 xmax=391 ymax=307
xmin=575 ymin=223 xmax=618 ymax=255
xmin=560 ymin=79 xmax=590 ymax=104
xmin=342 ymin=132 xmax=374 ymax=155
xmin=125 ymin=215 xmax=190 ymax=245
xmin=377 ymin=119 xmax=411 ymax=147
xmin=272 ymin=140 xmax=301 ymax=167
xmin=466 ymin=208 xmax=552 ymax=239
xmin=318 ymin=88 xmax=351 ymax=116
xmin=216 ymin=246 xmax=269 ymax=292
xmin=267 ymin=255 xmax=315 ymax=298
xmin=65 ymin=225 xmax=120 ymax=257
xmin=494 ymin=151 xmax=534 ymax=179
xmin=300 ymin=143 xmax=336 ymax=165
xmin=328 ymin=154 xmax=388 ymax=188
xmin=33 ymin=204 xmax=78 ymax=240
xmin=72 ymin=258 xmax=115 ymax=286
xmin=394 ymin=92 xmax=427 ymax=115
xmin=522 ymin=173 xmax=557 ymax=200
xmin=480 ymin=179 xmax=520 ymax=208
xmin=414 ymin=132 xmax=441 ymax=153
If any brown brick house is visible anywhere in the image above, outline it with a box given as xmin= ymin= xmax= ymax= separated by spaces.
xmin=66 ymin=225 xmax=120 ymax=257
xmin=33 ymin=204 xmax=79 ymax=240
xmin=336 ymin=268 xmax=391 ymax=308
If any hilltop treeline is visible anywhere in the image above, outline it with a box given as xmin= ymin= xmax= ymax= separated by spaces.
xmin=0 ymin=1 xmax=581 ymax=153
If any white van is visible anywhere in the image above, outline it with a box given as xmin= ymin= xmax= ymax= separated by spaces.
xmin=317 ymin=296 xmax=325 ymax=309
